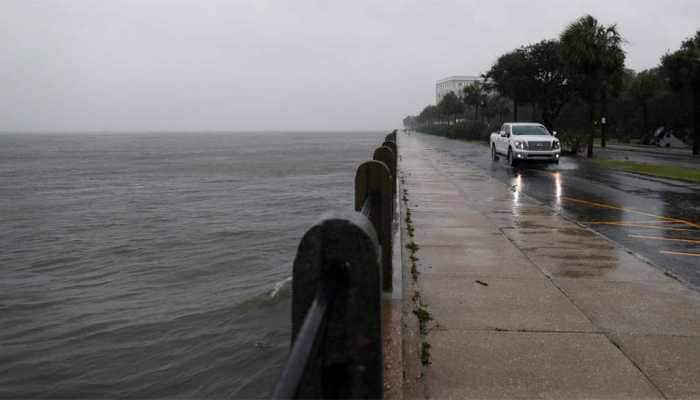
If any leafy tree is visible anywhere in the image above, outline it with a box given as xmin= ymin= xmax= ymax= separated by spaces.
xmin=481 ymin=94 xmax=511 ymax=124
xmin=403 ymin=115 xmax=418 ymax=130
xmin=523 ymin=40 xmax=573 ymax=132
xmin=417 ymin=105 xmax=440 ymax=125
xmin=560 ymin=14 xmax=625 ymax=157
xmin=628 ymin=69 xmax=662 ymax=137
xmin=661 ymin=30 xmax=700 ymax=154
xmin=462 ymin=82 xmax=488 ymax=121
xmin=484 ymin=48 xmax=533 ymax=121
xmin=438 ymin=92 xmax=464 ymax=125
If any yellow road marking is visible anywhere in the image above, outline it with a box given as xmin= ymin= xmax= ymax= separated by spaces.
xmin=628 ymin=234 xmax=700 ymax=244
xmin=580 ymin=222 xmax=700 ymax=231
xmin=660 ymin=250 xmax=700 ymax=257
xmin=560 ymin=196 xmax=700 ymax=229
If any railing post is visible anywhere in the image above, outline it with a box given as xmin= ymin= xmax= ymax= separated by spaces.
xmin=290 ymin=216 xmax=383 ymax=399
xmin=372 ymin=146 xmax=396 ymax=201
xmin=355 ymin=160 xmax=393 ymax=292
xmin=381 ymin=141 xmax=397 ymax=161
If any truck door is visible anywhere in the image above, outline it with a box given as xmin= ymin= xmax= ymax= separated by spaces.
xmin=498 ymin=124 xmax=508 ymax=153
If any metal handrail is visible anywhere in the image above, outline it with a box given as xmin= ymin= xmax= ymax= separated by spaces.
xmin=361 ymin=193 xmax=375 ymax=218
xmin=271 ymin=280 xmax=336 ymax=399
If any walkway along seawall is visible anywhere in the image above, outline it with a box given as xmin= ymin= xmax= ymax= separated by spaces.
xmin=399 ymin=130 xmax=700 ymax=399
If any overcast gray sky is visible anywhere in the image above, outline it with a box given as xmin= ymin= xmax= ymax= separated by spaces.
xmin=1 ymin=0 xmax=698 ymax=132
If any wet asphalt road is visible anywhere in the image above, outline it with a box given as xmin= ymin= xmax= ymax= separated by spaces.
xmin=408 ymin=132 xmax=700 ymax=289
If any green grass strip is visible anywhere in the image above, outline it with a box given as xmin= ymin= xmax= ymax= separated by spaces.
xmin=595 ymin=159 xmax=700 ymax=183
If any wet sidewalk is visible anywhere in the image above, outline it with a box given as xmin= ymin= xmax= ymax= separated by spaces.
xmin=399 ymin=132 xmax=700 ymax=399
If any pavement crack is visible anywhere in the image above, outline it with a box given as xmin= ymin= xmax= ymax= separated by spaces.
xmin=608 ymin=336 xmax=669 ymax=399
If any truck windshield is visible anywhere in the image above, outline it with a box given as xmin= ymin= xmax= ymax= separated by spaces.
xmin=512 ymin=125 xmax=550 ymax=136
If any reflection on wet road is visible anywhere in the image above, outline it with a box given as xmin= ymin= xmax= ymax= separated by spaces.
xmin=410 ymin=132 xmax=700 ymax=288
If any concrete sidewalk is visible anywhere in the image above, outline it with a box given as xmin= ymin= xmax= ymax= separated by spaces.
xmin=399 ymin=132 xmax=700 ymax=399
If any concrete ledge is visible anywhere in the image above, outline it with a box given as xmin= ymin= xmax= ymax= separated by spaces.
xmin=383 ymin=140 xmax=403 ymax=400
xmin=382 ymin=299 xmax=403 ymax=399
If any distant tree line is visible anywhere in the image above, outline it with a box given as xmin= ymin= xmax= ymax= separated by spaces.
xmin=404 ymin=14 xmax=700 ymax=156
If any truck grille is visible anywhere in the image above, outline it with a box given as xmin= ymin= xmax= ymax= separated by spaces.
xmin=528 ymin=141 xmax=551 ymax=150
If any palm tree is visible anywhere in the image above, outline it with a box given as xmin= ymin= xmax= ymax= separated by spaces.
xmin=438 ymin=92 xmax=464 ymax=126
xmin=462 ymin=82 xmax=487 ymax=121
xmin=560 ymin=15 xmax=625 ymax=157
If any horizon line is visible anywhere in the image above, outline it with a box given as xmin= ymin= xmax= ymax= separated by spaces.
xmin=0 ymin=128 xmax=398 ymax=135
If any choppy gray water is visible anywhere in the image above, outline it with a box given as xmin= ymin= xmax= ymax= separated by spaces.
xmin=0 ymin=131 xmax=383 ymax=398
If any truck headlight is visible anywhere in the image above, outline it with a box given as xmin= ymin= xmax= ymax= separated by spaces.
xmin=552 ymin=141 xmax=560 ymax=149
xmin=514 ymin=140 xmax=525 ymax=150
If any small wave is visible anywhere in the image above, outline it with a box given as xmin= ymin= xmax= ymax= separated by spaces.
xmin=269 ymin=276 xmax=291 ymax=299
xmin=30 ymin=256 xmax=82 ymax=270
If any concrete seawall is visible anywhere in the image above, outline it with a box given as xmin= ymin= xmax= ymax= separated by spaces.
xmin=395 ymin=131 xmax=700 ymax=399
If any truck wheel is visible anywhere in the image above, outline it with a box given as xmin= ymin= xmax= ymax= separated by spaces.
xmin=507 ymin=148 xmax=517 ymax=167
xmin=491 ymin=145 xmax=499 ymax=161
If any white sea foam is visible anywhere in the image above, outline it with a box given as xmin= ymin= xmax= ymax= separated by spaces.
xmin=269 ymin=276 xmax=292 ymax=299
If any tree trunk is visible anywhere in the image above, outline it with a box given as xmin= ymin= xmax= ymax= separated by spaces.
xmin=642 ymin=102 xmax=649 ymax=137
xmin=587 ymin=102 xmax=595 ymax=158
xmin=532 ymin=104 xmax=539 ymax=122
xmin=600 ymin=90 xmax=607 ymax=148
xmin=541 ymin=109 xmax=554 ymax=132
xmin=693 ymin=88 xmax=699 ymax=155
xmin=513 ymin=99 xmax=518 ymax=122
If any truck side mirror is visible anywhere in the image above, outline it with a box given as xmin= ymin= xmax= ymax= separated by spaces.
xmin=552 ymin=131 xmax=558 ymax=136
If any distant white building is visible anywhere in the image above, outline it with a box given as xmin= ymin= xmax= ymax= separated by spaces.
xmin=436 ymin=75 xmax=482 ymax=103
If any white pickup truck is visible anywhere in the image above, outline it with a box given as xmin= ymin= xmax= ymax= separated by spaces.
xmin=490 ymin=122 xmax=561 ymax=166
